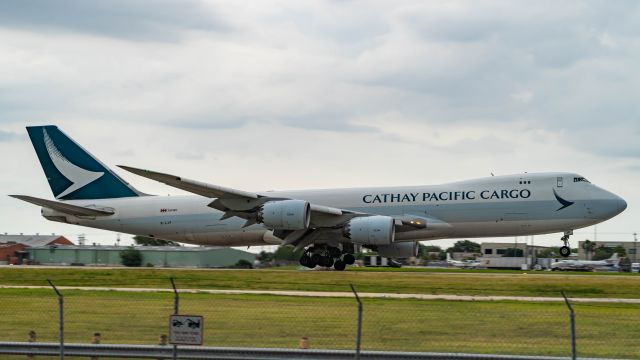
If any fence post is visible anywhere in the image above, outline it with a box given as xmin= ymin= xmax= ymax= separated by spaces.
xmin=47 ymin=279 xmax=64 ymax=360
xmin=561 ymin=291 xmax=576 ymax=360
xmin=91 ymin=332 xmax=101 ymax=360
xmin=27 ymin=330 xmax=36 ymax=360
xmin=349 ymin=284 xmax=362 ymax=360
xmin=170 ymin=278 xmax=179 ymax=360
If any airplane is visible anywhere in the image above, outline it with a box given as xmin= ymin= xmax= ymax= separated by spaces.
xmin=11 ymin=126 xmax=627 ymax=270
xmin=446 ymin=253 xmax=482 ymax=269
xmin=550 ymin=253 xmax=620 ymax=271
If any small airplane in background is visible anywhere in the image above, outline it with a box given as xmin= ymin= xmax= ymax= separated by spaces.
xmin=446 ymin=253 xmax=483 ymax=269
xmin=551 ymin=253 xmax=620 ymax=271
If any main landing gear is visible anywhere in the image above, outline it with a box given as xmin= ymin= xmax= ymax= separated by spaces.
xmin=299 ymin=245 xmax=355 ymax=271
xmin=559 ymin=230 xmax=573 ymax=257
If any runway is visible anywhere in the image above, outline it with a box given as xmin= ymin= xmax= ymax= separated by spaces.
xmin=2 ymin=285 xmax=639 ymax=303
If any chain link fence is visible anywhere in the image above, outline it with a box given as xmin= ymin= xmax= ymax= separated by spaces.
xmin=0 ymin=281 xmax=638 ymax=359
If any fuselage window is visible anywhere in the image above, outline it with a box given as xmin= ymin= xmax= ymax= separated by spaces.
xmin=557 ymin=177 xmax=563 ymax=187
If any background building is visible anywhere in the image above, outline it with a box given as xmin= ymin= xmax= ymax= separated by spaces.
xmin=578 ymin=240 xmax=638 ymax=261
xmin=28 ymin=245 xmax=255 ymax=268
xmin=479 ymin=242 xmax=559 ymax=269
xmin=481 ymin=242 xmax=550 ymax=258
xmin=0 ymin=234 xmax=73 ymax=264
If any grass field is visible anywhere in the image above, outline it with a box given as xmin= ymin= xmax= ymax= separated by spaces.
xmin=0 ymin=267 xmax=639 ymax=298
xmin=0 ymin=267 xmax=638 ymax=359
xmin=0 ymin=288 xmax=638 ymax=359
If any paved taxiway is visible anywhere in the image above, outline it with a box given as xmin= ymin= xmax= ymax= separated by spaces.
xmin=2 ymin=285 xmax=638 ymax=303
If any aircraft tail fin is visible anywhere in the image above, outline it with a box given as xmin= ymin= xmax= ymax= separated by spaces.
xmin=446 ymin=252 xmax=451 ymax=261
xmin=26 ymin=125 xmax=145 ymax=200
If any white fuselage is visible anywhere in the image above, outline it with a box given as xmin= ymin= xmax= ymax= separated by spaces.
xmin=42 ymin=172 xmax=626 ymax=247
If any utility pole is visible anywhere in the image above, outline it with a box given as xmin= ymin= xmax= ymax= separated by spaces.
xmin=634 ymin=233 xmax=638 ymax=263
xmin=532 ymin=236 xmax=535 ymax=268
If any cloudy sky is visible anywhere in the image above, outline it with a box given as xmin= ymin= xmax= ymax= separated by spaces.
xmin=1 ymin=0 xmax=638 ymax=250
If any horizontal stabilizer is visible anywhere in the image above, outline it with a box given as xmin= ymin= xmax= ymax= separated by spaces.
xmin=10 ymin=195 xmax=115 ymax=217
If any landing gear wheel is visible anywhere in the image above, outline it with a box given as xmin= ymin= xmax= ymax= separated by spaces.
xmin=343 ymin=254 xmax=355 ymax=265
xmin=299 ymin=256 xmax=310 ymax=267
xmin=334 ymin=260 xmax=346 ymax=271
xmin=311 ymin=253 xmax=322 ymax=266
xmin=308 ymin=256 xmax=318 ymax=268
xmin=321 ymin=256 xmax=334 ymax=268
xmin=328 ymin=246 xmax=341 ymax=258
xmin=559 ymin=230 xmax=573 ymax=258
xmin=300 ymin=255 xmax=316 ymax=268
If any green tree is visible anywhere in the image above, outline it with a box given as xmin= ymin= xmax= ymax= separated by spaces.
xmin=233 ymin=259 xmax=253 ymax=269
xmin=582 ymin=239 xmax=596 ymax=260
xmin=613 ymin=245 xmax=627 ymax=257
xmin=133 ymin=235 xmax=180 ymax=247
xmin=418 ymin=244 xmax=445 ymax=261
xmin=537 ymin=247 xmax=560 ymax=258
xmin=273 ymin=245 xmax=303 ymax=261
xmin=418 ymin=244 xmax=441 ymax=255
xmin=446 ymin=240 xmax=481 ymax=253
xmin=592 ymin=245 xmax=613 ymax=261
xmin=120 ymin=247 xmax=142 ymax=267
xmin=256 ymin=250 xmax=274 ymax=264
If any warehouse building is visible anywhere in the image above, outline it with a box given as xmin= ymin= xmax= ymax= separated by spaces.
xmin=0 ymin=234 xmax=73 ymax=265
xmin=481 ymin=242 xmax=550 ymax=258
xmin=478 ymin=242 xmax=559 ymax=269
xmin=28 ymin=245 xmax=255 ymax=268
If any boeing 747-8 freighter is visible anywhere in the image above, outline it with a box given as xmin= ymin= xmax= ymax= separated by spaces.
xmin=12 ymin=126 xmax=627 ymax=270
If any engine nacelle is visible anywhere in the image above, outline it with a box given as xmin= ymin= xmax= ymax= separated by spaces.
xmin=377 ymin=241 xmax=418 ymax=258
xmin=257 ymin=200 xmax=310 ymax=230
xmin=343 ymin=215 xmax=395 ymax=245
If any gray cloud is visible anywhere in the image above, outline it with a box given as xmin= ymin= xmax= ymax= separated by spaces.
xmin=0 ymin=0 xmax=229 ymax=41
xmin=0 ymin=130 xmax=22 ymax=142
xmin=1 ymin=1 xmax=638 ymax=246
xmin=0 ymin=1 xmax=638 ymax=160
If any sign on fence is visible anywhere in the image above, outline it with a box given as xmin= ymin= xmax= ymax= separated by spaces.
xmin=169 ymin=315 xmax=204 ymax=345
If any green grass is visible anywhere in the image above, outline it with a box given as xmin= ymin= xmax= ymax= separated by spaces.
xmin=348 ymin=266 xmax=639 ymax=275
xmin=0 ymin=267 xmax=639 ymax=298
xmin=0 ymin=288 xmax=638 ymax=359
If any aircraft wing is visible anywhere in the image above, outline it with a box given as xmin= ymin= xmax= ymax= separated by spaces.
xmin=10 ymin=195 xmax=115 ymax=217
xmin=118 ymin=165 xmax=428 ymax=231
xmin=118 ymin=165 xmax=357 ymax=226
xmin=117 ymin=165 xmax=260 ymax=200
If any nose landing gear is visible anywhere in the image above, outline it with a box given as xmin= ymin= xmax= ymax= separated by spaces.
xmin=559 ymin=230 xmax=573 ymax=257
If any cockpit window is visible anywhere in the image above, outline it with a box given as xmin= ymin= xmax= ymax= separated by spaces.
xmin=573 ymin=177 xmax=590 ymax=183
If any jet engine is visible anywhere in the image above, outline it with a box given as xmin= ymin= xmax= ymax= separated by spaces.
xmin=257 ymin=200 xmax=310 ymax=230
xmin=377 ymin=241 xmax=418 ymax=258
xmin=343 ymin=215 xmax=395 ymax=245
